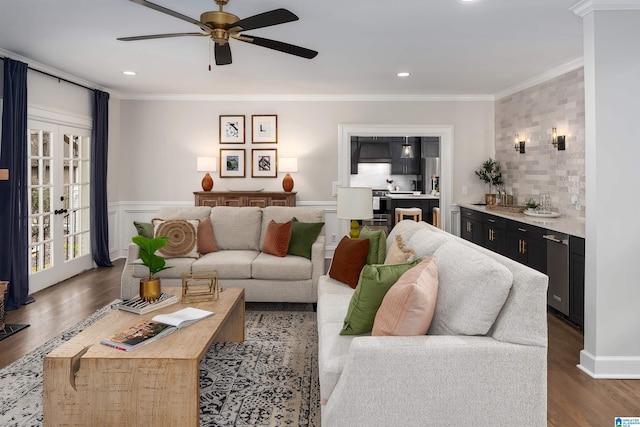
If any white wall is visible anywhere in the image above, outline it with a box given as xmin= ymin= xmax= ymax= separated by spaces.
xmin=117 ymin=99 xmax=494 ymax=204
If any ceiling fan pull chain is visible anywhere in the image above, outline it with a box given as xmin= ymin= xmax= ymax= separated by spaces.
xmin=208 ymin=40 xmax=212 ymax=71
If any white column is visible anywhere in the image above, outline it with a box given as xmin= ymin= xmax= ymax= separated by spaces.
xmin=572 ymin=0 xmax=640 ymax=378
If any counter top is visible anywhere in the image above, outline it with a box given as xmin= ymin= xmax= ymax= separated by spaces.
xmin=458 ymin=203 xmax=585 ymax=238
xmin=385 ymin=194 xmax=440 ymax=200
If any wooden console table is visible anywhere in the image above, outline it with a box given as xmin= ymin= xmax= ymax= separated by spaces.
xmin=194 ymin=191 xmax=296 ymax=207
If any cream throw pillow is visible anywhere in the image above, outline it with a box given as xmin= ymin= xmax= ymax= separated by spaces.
xmin=384 ymin=234 xmax=416 ymax=264
xmin=372 ymin=257 xmax=439 ymax=336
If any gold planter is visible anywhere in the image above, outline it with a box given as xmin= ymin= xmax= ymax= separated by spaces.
xmin=140 ymin=277 xmax=162 ymax=302
xmin=485 ymin=193 xmax=496 ymax=205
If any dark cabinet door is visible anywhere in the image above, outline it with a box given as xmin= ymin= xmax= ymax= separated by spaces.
xmin=483 ymin=223 xmax=507 ymax=255
xmin=569 ymin=236 xmax=585 ymax=329
xmin=350 ymin=140 xmax=359 ymax=174
xmin=390 ymin=139 xmax=420 ymax=175
xmin=460 ymin=208 xmax=482 ymax=244
xmin=506 ymin=227 xmax=547 ymax=274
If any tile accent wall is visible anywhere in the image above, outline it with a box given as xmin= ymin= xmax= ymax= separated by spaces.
xmin=495 ymin=68 xmax=585 ymax=220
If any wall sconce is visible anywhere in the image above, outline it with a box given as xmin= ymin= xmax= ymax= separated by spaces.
xmin=514 ymin=133 xmax=525 ymax=154
xmin=278 ymin=157 xmax=298 ymax=192
xmin=197 ymin=156 xmax=217 ymax=191
xmin=551 ymin=127 xmax=566 ymax=150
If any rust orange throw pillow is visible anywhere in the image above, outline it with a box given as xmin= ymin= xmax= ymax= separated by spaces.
xmin=262 ymin=220 xmax=293 ymax=257
xmin=198 ymin=217 xmax=218 ymax=254
xmin=328 ymin=236 xmax=370 ymax=288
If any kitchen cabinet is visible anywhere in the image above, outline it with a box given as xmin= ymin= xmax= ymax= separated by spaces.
xmin=194 ymin=191 xmax=296 ymax=207
xmin=569 ymin=236 xmax=585 ymax=329
xmin=422 ymin=137 xmax=440 ymax=158
xmin=350 ymin=140 xmax=359 ymax=174
xmin=506 ymin=221 xmax=547 ymax=274
xmin=390 ymin=138 xmax=420 ymax=175
xmin=482 ymin=214 xmax=507 ymax=256
xmin=460 ymin=207 xmax=483 ymax=245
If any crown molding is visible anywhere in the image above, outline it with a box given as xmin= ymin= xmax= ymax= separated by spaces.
xmin=494 ymin=57 xmax=584 ymax=100
xmin=571 ymin=0 xmax=640 ymax=17
xmin=0 ymin=48 xmax=120 ymax=98
xmin=119 ymin=93 xmax=494 ymax=102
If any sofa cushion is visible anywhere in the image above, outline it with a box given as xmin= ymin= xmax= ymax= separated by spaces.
xmin=156 ymin=206 xmax=211 ymax=221
xmin=328 ymin=237 xmax=369 ymax=289
xmin=372 ymin=257 xmax=439 ymax=336
xmin=132 ymin=257 xmax=194 ymax=279
xmin=430 ymin=241 xmax=513 ymax=336
xmin=197 ymin=217 xmax=218 ymax=255
xmin=252 ymin=252 xmax=312 ymax=280
xmin=384 ymin=234 xmax=416 ymax=264
xmin=210 ymin=207 xmax=262 ymax=250
xmin=340 ymin=259 xmax=421 ymax=335
xmin=261 ymin=220 xmax=292 ymax=257
xmin=318 ymin=321 xmax=358 ymax=401
xmin=260 ymin=206 xmax=324 ymax=249
xmin=192 ymin=250 xmax=257 ymax=279
xmin=133 ymin=221 xmax=153 ymax=239
xmin=407 ymin=228 xmax=451 ymax=259
xmin=288 ymin=217 xmax=325 ymax=259
xmin=152 ymin=219 xmax=200 ymax=258
xmin=358 ymin=226 xmax=386 ymax=264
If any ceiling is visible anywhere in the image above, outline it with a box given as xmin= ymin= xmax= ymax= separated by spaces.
xmin=0 ymin=0 xmax=584 ymax=98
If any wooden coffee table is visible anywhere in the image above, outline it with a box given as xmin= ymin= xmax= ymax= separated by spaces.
xmin=43 ymin=287 xmax=245 ymax=427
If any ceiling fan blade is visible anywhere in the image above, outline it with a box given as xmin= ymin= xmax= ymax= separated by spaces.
xmin=128 ymin=0 xmax=211 ymax=32
xmin=239 ymin=35 xmax=318 ymax=59
xmin=227 ymin=8 xmax=298 ymax=32
xmin=215 ymin=43 xmax=232 ymax=65
xmin=118 ymin=33 xmax=206 ymax=41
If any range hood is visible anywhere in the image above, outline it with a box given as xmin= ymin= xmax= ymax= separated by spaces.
xmin=358 ymin=142 xmax=391 ymax=163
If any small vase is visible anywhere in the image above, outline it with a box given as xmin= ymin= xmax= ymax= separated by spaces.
xmin=140 ymin=277 xmax=161 ymax=302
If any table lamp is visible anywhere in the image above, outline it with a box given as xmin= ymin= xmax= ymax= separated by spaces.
xmin=279 ymin=157 xmax=298 ymax=192
xmin=337 ymin=187 xmax=373 ymax=239
xmin=197 ymin=157 xmax=217 ymax=191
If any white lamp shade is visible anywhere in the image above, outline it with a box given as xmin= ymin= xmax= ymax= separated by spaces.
xmin=337 ymin=187 xmax=373 ymax=220
xmin=197 ymin=157 xmax=217 ymax=172
xmin=278 ymin=157 xmax=298 ymax=173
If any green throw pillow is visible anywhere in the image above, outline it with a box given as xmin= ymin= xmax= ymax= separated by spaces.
xmin=133 ymin=221 xmax=154 ymax=239
xmin=340 ymin=259 xmax=421 ymax=335
xmin=287 ymin=217 xmax=324 ymax=259
xmin=358 ymin=226 xmax=387 ymax=264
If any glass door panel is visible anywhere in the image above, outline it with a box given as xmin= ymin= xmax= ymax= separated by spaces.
xmin=28 ymin=120 xmax=93 ymax=293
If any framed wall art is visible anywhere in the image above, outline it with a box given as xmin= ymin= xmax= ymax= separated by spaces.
xmin=251 ymin=149 xmax=278 ymax=178
xmin=219 ymin=115 xmax=245 ymax=143
xmin=251 ymin=114 xmax=278 ymax=143
xmin=220 ymin=149 xmax=245 ymax=178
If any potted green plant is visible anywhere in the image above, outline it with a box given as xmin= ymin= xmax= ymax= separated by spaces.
xmin=131 ymin=235 xmax=172 ymax=301
xmin=474 ymin=158 xmax=504 ymax=204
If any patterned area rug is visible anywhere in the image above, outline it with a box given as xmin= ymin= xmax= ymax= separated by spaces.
xmin=0 ymin=301 xmax=319 ymax=427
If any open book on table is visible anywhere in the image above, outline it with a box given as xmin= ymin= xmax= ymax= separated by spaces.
xmin=101 ymin=307 xmax=214 ymax=351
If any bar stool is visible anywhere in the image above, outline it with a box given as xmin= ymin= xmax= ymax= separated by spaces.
xmin=432 ymin=207 xmax=441 ymax=228
xmin=395 ymin=207 xmax=422 ymax=224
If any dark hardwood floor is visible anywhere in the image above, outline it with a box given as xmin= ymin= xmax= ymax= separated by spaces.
xmin=2 ymin=259 xmax=639 ymax=424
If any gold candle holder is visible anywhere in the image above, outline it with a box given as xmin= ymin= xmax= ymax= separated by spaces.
xmin=182 ymin=271 xmax=218 ymax=303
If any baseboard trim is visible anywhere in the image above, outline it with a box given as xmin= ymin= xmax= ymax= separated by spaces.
xmin=578 ymin=350 xmax=640 ymax=379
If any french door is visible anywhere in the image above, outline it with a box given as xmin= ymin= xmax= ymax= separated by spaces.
xmin=28 ymin=119 xmax=93 ymax=293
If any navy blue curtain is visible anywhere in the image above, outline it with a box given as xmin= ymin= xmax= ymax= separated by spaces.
xmin=0 ymin=58 xmax=30 ymax=310
xmin=90 ymin=90 xmax=112 ymax=267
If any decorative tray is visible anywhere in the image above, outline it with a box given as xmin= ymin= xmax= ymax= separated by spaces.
xmin=523 ymin=210 xmax=561 ymax=218
xmin=485 ymin=204 xmax=526 ymax=213
xmin=117 ymin=293 xmax=179 ymax=315
xmin=226 ymin=188 xmax=264 ymax=192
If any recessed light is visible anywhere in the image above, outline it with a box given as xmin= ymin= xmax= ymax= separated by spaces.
xmin=122 ymin=71 xmax=137 ymax=76
xmin=397 ymin=72 xmax=410 ymax=77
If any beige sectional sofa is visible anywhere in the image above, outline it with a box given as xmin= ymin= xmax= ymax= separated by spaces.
xmin=317 ymin=220 xmax=548 ymax=426
xmin=121 ymin=205 xmax=325 ymax=302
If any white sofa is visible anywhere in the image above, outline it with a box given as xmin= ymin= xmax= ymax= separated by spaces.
xmin=317 ymin=220 xmax=548 ymax=426
xmin=121 ymin=205 xmax=325 ymax=302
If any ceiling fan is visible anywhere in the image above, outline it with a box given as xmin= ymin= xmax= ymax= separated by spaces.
xmin=118 ymin=0 xmax=318 ymax=66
